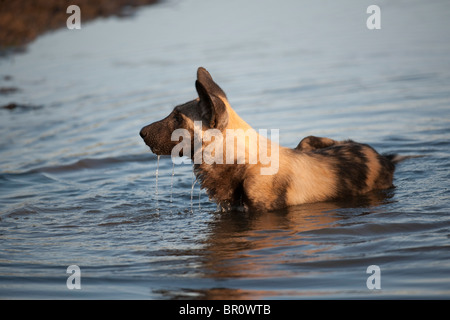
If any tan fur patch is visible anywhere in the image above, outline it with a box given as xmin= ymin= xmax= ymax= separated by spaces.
xmin=364 ymin=147 xmax=382 ymax=191
xmin=285 ymin=150 xmax=338 ymax=205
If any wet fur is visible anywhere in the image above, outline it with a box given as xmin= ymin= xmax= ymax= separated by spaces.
xmin=140 ymin=67 xmax=401 ymax=212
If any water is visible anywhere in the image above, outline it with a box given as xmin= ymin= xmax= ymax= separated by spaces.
xmin=1 ymin=0 xmax=450 ymax=299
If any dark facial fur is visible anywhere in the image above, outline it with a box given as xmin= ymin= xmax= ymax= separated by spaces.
xmin=140 ymin=67 xmax=229 ymax=155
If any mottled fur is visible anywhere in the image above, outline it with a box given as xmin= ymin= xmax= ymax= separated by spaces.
xmin=140 ymin=67 xmax=400 ymax=211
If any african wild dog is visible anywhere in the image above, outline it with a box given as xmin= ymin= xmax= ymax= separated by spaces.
xmin=140 ymin=67 xmax=402 ymax=211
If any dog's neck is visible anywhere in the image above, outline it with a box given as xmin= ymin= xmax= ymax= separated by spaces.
xmin=193 ymin=106 xmax=251 ymax=208
xmin=224 ymin=104 xmax=253 ymax=131
xmin=194 ymin=162 xmax=247 ymax=210
xmin=192 ymin=104 xmax=280 ymax=210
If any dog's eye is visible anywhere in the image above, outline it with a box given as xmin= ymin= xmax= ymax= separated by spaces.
xmin=174 ymin=112 xmax=183 ymax=123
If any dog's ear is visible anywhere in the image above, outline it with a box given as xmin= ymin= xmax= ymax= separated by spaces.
xmin=195 ymin=67 xmax=228 ymax=130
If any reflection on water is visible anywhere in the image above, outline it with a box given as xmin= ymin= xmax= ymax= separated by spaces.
xmin=165 ymin=193 xmax=393 ymax=299
xmin=1 ymin=0 xmax=450 ymax=299
xmin=205 ymin=203 xmax=344 ymax=278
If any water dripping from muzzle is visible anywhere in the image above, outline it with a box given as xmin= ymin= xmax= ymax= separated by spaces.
xmin=198 ymin=185 xmax=201 ymax=211
xmin=190 ymin=168 xmax=198 ymax=214
xmin=155 ymin=155 xmax=160 ymax=213
xmin=170 ymin=162 xmax=174 ymax=205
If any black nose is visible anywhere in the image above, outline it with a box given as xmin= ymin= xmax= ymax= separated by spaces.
xmin=139 ymin=128 xmax=147 ymax=139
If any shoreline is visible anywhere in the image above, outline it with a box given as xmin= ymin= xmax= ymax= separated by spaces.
xmin=0 ymin=0 xmax=159 ymax=56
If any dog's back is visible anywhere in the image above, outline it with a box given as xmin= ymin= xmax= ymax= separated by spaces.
xmin=294 ymin=136 xmax=395 ymax=197
xmin=302 ymin=142 xmax=394 ymax=199
xmin=236 ymin=140 xmax=396 ymax=211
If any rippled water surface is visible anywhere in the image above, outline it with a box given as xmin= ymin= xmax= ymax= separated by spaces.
xmin=1 ymin=0 xmax=450 ymax=299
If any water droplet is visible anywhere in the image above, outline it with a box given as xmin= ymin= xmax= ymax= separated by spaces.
xmin=190 ymin=168 xmax=198 ymax=213
xmin=170 ymin=162 xmax=175 ymax=204
xmin=198 ymin=186 xmax=201 ymax=211
xmin=155 ymin=155 xmax=160 ymax=213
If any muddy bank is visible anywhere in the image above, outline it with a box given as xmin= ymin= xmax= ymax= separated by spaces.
xmin=0 ymin=0 xmax=158 ymax=54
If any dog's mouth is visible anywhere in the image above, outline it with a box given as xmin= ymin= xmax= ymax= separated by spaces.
xmin=142 ymin=139 xmax=162 ymax=155
xmin=149 ymin=145 xmax=162 ymax=155
xmin=145 ymin=141 xmax=174 ymax=156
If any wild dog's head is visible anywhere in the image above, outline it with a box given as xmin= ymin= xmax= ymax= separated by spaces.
xmin=140 ymin=67 xmax=229 ymax=156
